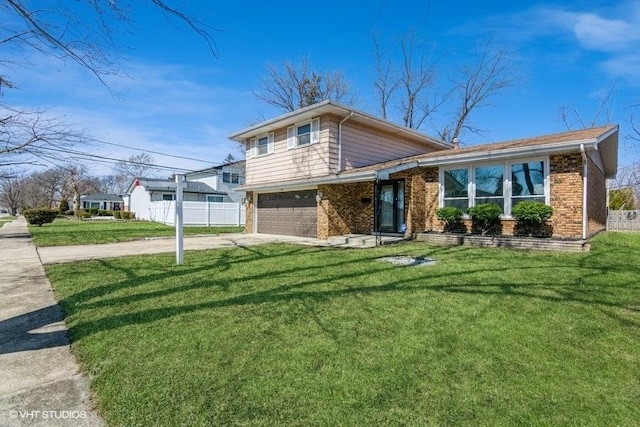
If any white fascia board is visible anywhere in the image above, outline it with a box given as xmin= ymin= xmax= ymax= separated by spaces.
xmin=239 ymin=170 xmax=378 ymax=193
xmin=417 ymin=140 xmax=599 ymax=168
xmin=228 ymin=100 xmax=449 ymax=150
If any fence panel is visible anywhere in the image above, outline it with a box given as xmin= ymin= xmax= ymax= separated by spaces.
xmin=148 ymin=201 xmax=245 ymax=227
xmin=607 ymin=210 xmax=640 ymax=231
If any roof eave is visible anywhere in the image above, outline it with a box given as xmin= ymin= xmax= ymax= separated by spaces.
xmin=228 ymin=100 xmax=450 ymax=150
xmin=238 ymin=170 xmax=378 ymax=193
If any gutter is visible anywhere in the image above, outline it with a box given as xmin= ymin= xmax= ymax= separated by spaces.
xmin=416 ymin=139 xmax=599 ymax=168
xmin=338 ymin=112 xmax=353 ymax=172
xmin=580 ymin=144 xmax=588 ymax=240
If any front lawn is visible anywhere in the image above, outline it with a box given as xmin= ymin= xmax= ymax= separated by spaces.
xmin=0 ymin=215 xmax=16 ymax=228
xmin=29 ymin=218 xmax=244 ymax=246
xmin=46 ymin=233 xmax=640 ymax=426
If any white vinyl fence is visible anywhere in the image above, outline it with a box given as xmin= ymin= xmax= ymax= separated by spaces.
xmin=607 ymin=210 xmax=640 ymax=231
xmin=149 ymin=201 xmax=245 ymax=227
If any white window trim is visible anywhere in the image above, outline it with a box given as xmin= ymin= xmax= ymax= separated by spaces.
xmin=287 ymin=117 xmax=320 ymax=149
xmin=249 ymin=132 xmax=275 ymax=158
xmin=440 ymin=166 xmax=471 ymax=211
xmin=439 ymin=157 xmax=550 ymax=218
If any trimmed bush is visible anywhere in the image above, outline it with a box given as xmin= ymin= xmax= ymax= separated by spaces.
xmin=89 ymin=208 xmax=99 ymax=216
xmin=436 ymin=206 xmax=465 ymax=233
xmin=97 ymin=210 xmax=113 ymax=216
xmin=512 ymin=201 xmax=553 ymax=237
xmin=467 ymin=203 xmax=502 ymax=235
xmin=120 ymin=211 xmax=131 ymax=220
xmin=58 ymin=199 xmax=69 ymax=214
xmin=113 ymin=211 xmax=122 ymax=219
xmin=64 ymin=210 xmax=75 ymax=216
xmin=129 ymin=212 xmax=136 ymax=220
xmin=23 ymin=208 xmax=58 ymax=226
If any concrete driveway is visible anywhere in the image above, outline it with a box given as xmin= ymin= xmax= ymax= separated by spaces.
xmin=37 ymin=233 xmax=327 ymax=264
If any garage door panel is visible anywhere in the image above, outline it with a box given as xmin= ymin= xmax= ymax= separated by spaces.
xmin=257 ymin=190 xmax=317 ymax=238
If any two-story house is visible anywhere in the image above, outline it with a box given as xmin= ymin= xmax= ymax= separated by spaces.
xmin=186 ymin=160 xmax=246 ymax=203
xmin=230 ymin=100 xmax=618 ymax=241
xmin=125 ymin=162 xmax=246 ymax=220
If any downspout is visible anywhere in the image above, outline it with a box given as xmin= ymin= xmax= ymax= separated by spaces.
xmin=580 ymin=144 xmax=588 ymax=240
xmin=338 ymin=112 xmax=354 ymax=172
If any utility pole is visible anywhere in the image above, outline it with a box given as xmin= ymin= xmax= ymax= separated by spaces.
xmin=175 ymin=173 xmax=184 ymax=265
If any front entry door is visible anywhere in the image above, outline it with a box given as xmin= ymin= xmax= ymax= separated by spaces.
xmin=376 ymin=180 xmax=405 ymax=233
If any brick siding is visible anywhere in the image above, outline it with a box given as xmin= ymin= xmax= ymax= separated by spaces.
xmin=244 ymin=191 xmax=254 ymax=233
xmin=549 ymin=153 xmax=583 ymax=238
xmin=318 ymin=183 xmax=374 ymax=239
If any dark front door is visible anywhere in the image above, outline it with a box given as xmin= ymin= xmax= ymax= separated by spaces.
xmin=376 ymin=180 xmax=405 ymax=233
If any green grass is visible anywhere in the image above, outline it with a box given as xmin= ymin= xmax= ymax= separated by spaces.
xmin=46 ymin=233 xmax=640 ymax=426
xmin=28 ymin=218 xmax=244 ymax=246
xmin=0 ymin=215 xmax=16 ymax=228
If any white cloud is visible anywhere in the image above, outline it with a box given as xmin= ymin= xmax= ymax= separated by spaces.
xmin=6 ymin=56 xmax=255 ymax=175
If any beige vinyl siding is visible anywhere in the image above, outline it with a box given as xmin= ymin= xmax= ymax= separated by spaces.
xmin=245 ymin=117 xmax=332 ymax=186
xmin=340 ymin=121 xmax=434 ymax=170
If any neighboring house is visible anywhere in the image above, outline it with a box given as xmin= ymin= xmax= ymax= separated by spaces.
xmin=230 ymin=100 xmax=618 ymax=240
xmin=186 ymin=160 xmax=246 ymax=203
xmin=79 ymin=194 xmax=124 ymax=211
xmin=126 ymin=177 xmax=227 ymax=220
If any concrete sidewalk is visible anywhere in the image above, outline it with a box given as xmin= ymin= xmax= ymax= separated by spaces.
xmin=0 ymin=217 xmax=104 ymax=427
xmin=37 ymin=232 xmax=327 ymax=265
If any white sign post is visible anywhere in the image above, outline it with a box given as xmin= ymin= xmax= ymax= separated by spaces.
xmin=175 ymin=173 xmax=184 ymax=265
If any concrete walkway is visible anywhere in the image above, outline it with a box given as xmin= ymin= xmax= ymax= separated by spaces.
xmin=37 ymin=232 xmax=328 ymax=265
xmin=0 ymin=217 xmax=104 ymax=427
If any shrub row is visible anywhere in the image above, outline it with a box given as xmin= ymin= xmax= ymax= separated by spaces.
xmin=436 ymin=201 xmax=553 ymax=237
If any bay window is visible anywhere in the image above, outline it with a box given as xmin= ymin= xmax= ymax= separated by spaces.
xmin=474 ymin=164 xmax=504 ymax=212
xmin=443 ymin=168 xmax=469 ymax=210
xmin=440 ymin=158 xmax=548 ymax=216
xmin=511 ymin=161 xmax=545 ymax=207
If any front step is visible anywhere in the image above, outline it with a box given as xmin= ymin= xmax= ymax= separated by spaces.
xmin=328 ymin=234 xmax=406 ymax=249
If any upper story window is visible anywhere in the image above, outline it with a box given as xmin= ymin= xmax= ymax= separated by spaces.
xmin=248 ymin=132 xmax=274 ymax=158
xmin=440 ymin=158 xmax=549 ymax=217
xmin=287 ymin=118 xmax=320 ymax=149
xmin=223 ymin=172 xmax=240 ymax=184
xmin=162 ymin=194 xmax=175 ymax=201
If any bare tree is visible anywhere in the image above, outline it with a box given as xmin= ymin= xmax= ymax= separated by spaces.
xmin=372 ymin=33 xmax=399 ymax=120
xmin=254 ymin=58 xmax=354 ymax=112
xmin=1 ymin=0 xmax=218 ymax=175
xmin=2 ymin=0 xmax=218 ymax=85
xmin=559 ymin=86 xmax=616 ymax=130
xmin=372 ymin=32 xmax=446 ymax=128
xmin=60 ymin=166 xmax=101 ymax=216
xmin=438 ymin=38 xmax=517 ymax=143
xmin=0 ymin=175 xmax=24 ymax=215
xmin=110 ymin=153 xmax=157 ymax=193
xmin=20 ymin=167 xmax=66 ymax=209
xmin=0 ymin=105 xmax=87 ymax=170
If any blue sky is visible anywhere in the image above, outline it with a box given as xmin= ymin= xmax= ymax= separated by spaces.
xmin=4 ymin=0 xmax=640 ymax=175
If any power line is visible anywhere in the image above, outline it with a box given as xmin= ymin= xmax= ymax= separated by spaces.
xmin=85 ymin=137 xmax=217 ymax=164
xmin=36 ymin=146 xmax=195 ymax=173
